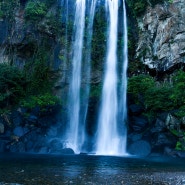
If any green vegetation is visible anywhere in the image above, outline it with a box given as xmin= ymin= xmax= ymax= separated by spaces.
xmin=0 ymin=64 xmax=26 ymax=109
xmin=90 ymin=84 xmax=102 ymax=98
xmin=128 ymin=70 xmax=185 ymax=118
xmin=127 ymin=0 xmax=171 ymax=17
xmin=0 ymin=0 xmax=62 ymax=114
xmin=24 ymin=48 xmax=51 ymax=95
xmin=0 ymin=46 xmax=60 ymax=113
xmin=25 ymin=1 xmax=47 ymax=22
xmin=0 ymin=0 xmax=20 ymax=20
xmin=91 ymin=7 xmax=107 ymax=67
xmin=176 ymin=141 xmax=185 ymax=151
xmin=21 ymin=93 xmax=59 ymax=109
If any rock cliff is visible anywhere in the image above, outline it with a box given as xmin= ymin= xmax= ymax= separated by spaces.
xmin=136 ymin=0 xmax=185 ymax=72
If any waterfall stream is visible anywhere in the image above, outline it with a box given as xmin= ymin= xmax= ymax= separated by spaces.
xmin=81 ymin=0 xmax=97 ymax=152
xmin=120 ymin=0 xmax=128 ymax=153
xmin=96 ymin=0 xmax=119 ymax=155
xmin=67 ymin=0 xmax=86 ymax=153
xmin=64 ymin=0 xmax=128 ymax=155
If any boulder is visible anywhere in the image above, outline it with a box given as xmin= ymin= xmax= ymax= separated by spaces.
xmin=164 ymin=147 xmax=185 ymax=158
xmin=129 ymin=104 xmax=144 ymax=116
xmin=151 ymin=132 xmax=177 ymax=154
xmin=13 ymin=126 xmax=29 ymax=137
xmin=151 ymin=119 xmax=166 ymax=133
xmin=59 ymin=148 xmax=75 ymax=155
xmin=49 ymin=139 xmax=75 ymax=154
xmin=128 ymin=133 xmax=142 ymax=142
xmin=128 ymin=140 xmax=151 ymax=157
xmin=129 ymin=116 xmax=148 ymax=132
xmin=165 ymin=114 xmax=180 ymax=130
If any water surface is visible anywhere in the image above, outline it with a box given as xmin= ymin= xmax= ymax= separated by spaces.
xmin=0 ymin=154 xmax=185 ymax=185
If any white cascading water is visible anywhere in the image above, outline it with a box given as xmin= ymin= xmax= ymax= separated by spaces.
xmin=119 ymin=0 xmax=128 ymax=154
xmin=64 ymin=0 xmax=128 ymax=155
xmin=96 ymin=0 xmax=120 ymax=155
xmin=67 ymin=0 xmax=86 ymax=153
xmin=81 ymin=0 xmax=97 ymax=151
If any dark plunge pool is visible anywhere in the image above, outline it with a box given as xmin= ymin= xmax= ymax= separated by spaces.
xmin=0 ymin=154 xmax=185 ymax=185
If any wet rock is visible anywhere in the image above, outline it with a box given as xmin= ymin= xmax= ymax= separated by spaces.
xmin=11 ymin=110 xmax=23 ymax=127
xmin=130 ymin=116 xmax=148 ymax=132
xmin=136 ymin=1 xmax=185 ymax=71
xmin=165 ymin=114 xmax=180 ymax=130
xmin=13 ymin=126 xmax=28 ymax=137
xmin=128 ymin=133 xmax=142 ymax=142
xmin=27 ymin=115 xmax=38 ymax=124
xmin=128 ymin=140 xmax=151 ymax=156
xmin=0 ymin=20 xmax=8 ymax=44
xmin=164 ymin=147 xmax=185 ymax=158
xmin=9 ymin=142 xmax=26 ymax=153
xmin=38 ymin=147 xmax=49 ymax=154
xmin=49 ymin=138 xmax=64 ymax=153
xmin=59 ymin=148 xmax=75 ymax=155
xmin=47 ymin=127 xmax=58 ymax=137
xmin=129 ymin=104 xmax=144 ymax=116
xmin=151 ymin=119 xmax=166 ymax=133
xmin=48 ymin=139 xmax=75 ymax=154
xmin=151 ymin=132 xmax=177 ymax=154
xmin=0 ymin=123 xmax=4 ymax=134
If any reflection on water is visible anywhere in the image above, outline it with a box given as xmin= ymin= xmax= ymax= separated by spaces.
xmin=0 ymin=154 xmax=185 ymax=185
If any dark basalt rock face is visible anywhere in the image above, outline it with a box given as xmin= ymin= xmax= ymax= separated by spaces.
xmin=0 ymin=105 xmax=66 ymax=154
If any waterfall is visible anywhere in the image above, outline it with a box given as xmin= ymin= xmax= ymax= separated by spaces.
xmin=96 ymin=0 xmax=119 ymax=155
xmin=119 ymin=0 xmax=128 ymax=154
xmin=81 ymin=0 xmax=97 ymax=152
xmin=67 ymin=0 xmax=86 ymax=153
xmin=63 ymin=0 xmax=128 ymax=155
xmin=95 ymin=0 xmax=128 ymax=155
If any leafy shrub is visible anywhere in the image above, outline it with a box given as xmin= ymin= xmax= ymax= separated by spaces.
xmin=176 ymin=141 xmax=185 ymax=151
xmin=0 ymin=64 xmax=26 ymax=108
xmin=128 ymin=70 xmax=185 ymax=118
xmin=128 ymin=74 xmax=155 ymax=100
xmin=174 ymin=106 xmax=185 ymax=118
xmin=127 ymin=0 xmax=147 ymax=17
xmin=170 ymin=70 xmax=185 ymax=106
xmin=0 ymin=0 xmax=20 ymax=20
xmin=127 ymin=0 xmax=167 ymax=17
xmin=144 ymin=86 xmax=173 ymax=112
xmin=24 ymin=48 xmax=52 ymax=95
xmin=25 ymin=1 xmax=47 ymax=22
xmin=21 ymin=93 xmax=60 ymax=109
